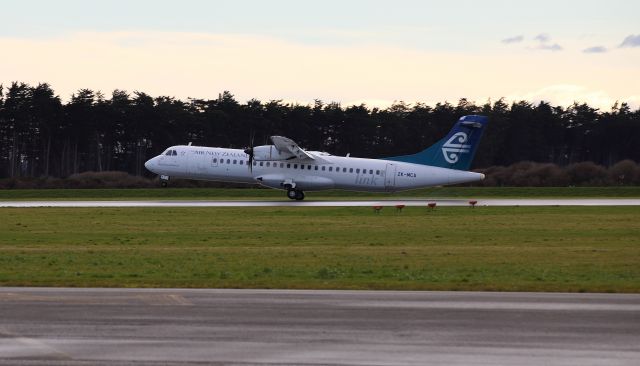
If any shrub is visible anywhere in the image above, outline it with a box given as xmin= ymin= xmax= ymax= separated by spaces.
xmin=566 ymin=162 xmax=609 ymax=186
xmin=478 ymin=160 xmax=640 ymax=187
xmin=527 ymin=163 xmax=570 ymax=186
xmin=608 ymin=160 xmax=640 ymax=185
xmin=503 ymin=162 xmax=569 ymax=186
xmin=66 ymin=171 xmax=153 ymax=189
xmin=475 ymin=166 xmax=506 ymax=186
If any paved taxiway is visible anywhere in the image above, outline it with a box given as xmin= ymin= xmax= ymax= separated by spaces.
xmin=2 ymin=198 xmax=640 ymax=207
xmin=1 ymin=288 xmax=639 ymax=365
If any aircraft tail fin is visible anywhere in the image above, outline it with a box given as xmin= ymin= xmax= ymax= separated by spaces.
xmin=385 ymin=115 xmax=488 ymax=170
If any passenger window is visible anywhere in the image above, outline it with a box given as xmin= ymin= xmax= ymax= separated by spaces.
xmin=370 ymin=169 xmax=373 ymax=174
xmin=376 ymin=170 xmax=380 ymax=175
xmin=349 ymin=168 xmax=353 ymax=173
xmin=300 ymin=164 xmax=304 ymax=169
xmin=253 ymin=161 xmax=257 ymax=166
xmin=213 ymin=158 xmax=217 ymax=163
xmin=335 ymin=167 xmax=339 ymax=172
xmin=287 ymin=163 xmax=291 ymax=168
xmin=356 ymin=169 xmax=360 ymax=174
xmin=233 ymin=159 xmax=237 ymax=164
xmin=294 ymin=164 xmax=298 ymax=169
xmin=240 ymin=160 xmax=244 ymax=165
xmin=329 ymin=167 xmax=333 ymax=172
xmin=322 ymin=166 xmax=326 ymax=171
xmin=343 ymin=168 xmax=347 ymax=173
xmin=266 ymin=162 xmax=270 ymax=167
xmin=260 ymin=162 xmax=264 ymax=166
xmin=280 ymin=163 xmax=284 ymax=168
xmin=314 ymin=166 xmax=318 ymax=170
xmin=308 ymin=165 xmax=312 ymax=170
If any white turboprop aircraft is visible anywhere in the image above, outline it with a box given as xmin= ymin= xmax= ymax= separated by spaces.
xmin=145 ymin=115 xmax=488 ymax=200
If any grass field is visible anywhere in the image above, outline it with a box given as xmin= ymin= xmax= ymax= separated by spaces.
xmin=1 ymin=206 xmax=638 ymax=292
xmin=1 ymin=186 xmax=640 ymax=200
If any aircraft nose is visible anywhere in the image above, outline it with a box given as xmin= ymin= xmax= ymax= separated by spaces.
xmin=144 ymin=157 xmax=157 ymax=172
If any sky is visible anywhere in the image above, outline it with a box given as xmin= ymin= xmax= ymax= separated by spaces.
xmin=1 ymin=0 xmax=639 ymax=110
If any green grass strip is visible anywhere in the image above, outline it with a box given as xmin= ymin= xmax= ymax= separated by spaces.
xmin=1 ymin=206 xmax=639 ymax=292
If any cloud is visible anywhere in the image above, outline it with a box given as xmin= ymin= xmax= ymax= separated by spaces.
xmin=534 ymin=33 xmax=551 ymax=43
xmin=1 ymin=31 xmax=638 ymax=111
xmin=583 ymin=46 xmax=607 ymax=53
xmin=501 ymin=35 xmax=524 ymax=44
xmin=2 ymin=31 xmax=508 ymax=104
xmin=530 ymin=33 xmax=561 ymax=51
xmin=537 ymin=43 xmax=563 ymax=52
xmin=619 ymin=34 xmax=640 ymax=48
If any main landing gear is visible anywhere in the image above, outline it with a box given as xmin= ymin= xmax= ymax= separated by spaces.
xmin=286 ymin=189 xmax=305 ymax=201
xmin=283 ymin=182 xmax=305 ymax=201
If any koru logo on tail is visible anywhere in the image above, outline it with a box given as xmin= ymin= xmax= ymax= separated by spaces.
xmin=442 ymin=132 xmax=471 ymax=163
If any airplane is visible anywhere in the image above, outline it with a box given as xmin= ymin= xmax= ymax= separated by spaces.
xmin=144 ymin=115 xmax=488 ymax=200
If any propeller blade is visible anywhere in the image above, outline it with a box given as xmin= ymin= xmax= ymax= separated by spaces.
xmin=244 ymin=147 xmax=253 ymax=172
xmin=245 ymin=132 xmax=255 ymax=172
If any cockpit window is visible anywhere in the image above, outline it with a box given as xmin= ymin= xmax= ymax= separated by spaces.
xmin=172 ymin=150 xmax=178 ymax=156
xmin=165 ymin=149 xmax=177 ymax=156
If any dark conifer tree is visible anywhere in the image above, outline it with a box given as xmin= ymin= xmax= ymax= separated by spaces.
xmin=0 ymin=82 xmax=639 ymax=180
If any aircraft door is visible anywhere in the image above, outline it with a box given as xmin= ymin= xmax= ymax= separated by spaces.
xmin=385 ymin=163 xmax=396 ymax=190
xmin=186 ymin=152 xmax=196 ymax=174
xmin=188 ymin=152 xmax=210 ymax=177
xmin=186 ymin=151 xmax=206 ymax=176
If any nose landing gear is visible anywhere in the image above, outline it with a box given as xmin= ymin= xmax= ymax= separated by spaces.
xmin=159 ymin=175 xmax=170 ymax=188
xmin=286 ymin=189 xmax=305 ymax=201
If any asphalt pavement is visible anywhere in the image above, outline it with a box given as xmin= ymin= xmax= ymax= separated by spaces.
xmin=1 ymin=288 xmax=639 ymax=365
xmin=2 ymin=198 xmax=640 ymax=207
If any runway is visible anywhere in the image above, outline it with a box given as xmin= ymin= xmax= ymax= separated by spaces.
xmin=2 ymin=198 xmax=640 ymax=207
xmin=1 ymin=288 xmax=639 ymax=365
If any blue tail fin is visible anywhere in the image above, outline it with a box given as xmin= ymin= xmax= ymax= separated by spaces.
xmin=384 ymin=115 xmax=488 ymax=170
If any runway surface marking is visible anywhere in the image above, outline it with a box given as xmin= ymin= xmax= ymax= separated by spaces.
xmin=0 ymin=288 xmax=639 ymax=365
xmin=0 ymin=292 xmax=192 ymax=306
xmin=2 ymin=198 xmax=640 ymax=207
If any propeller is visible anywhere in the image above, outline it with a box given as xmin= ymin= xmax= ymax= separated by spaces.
xmin=243 ymin=132 xmax=255 ymax=172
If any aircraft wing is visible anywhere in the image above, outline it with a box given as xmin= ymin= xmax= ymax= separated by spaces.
xmin=271 ymin=136 xmax=315 ymax=160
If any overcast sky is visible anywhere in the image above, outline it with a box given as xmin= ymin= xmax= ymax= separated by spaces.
xmin=2 ymin=0 xmax=639 ymax=109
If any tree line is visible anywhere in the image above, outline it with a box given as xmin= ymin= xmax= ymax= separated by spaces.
xmin=1 ymin=82 xmax=639 ymax=180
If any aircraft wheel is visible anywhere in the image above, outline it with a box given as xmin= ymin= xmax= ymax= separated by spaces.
xmin=295 ymin=190 xmax=305 ymax=201
xmin=160 ymin=175 xmax=170 ymax=188
xmin=287 ymin=189 xmax=297 ymax=200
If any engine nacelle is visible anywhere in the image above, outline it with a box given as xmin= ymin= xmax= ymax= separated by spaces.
xmin=252 ymin=145 xmax=294 ymax=161
xmin=255 ymin=174 xmax=335 ymax=191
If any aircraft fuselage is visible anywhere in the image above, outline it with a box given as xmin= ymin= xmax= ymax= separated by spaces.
xmin=145 ymin=145 xmax=484 ymax=193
